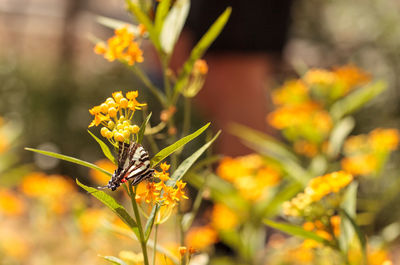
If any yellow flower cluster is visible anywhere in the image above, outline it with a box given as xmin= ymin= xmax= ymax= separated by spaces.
xmin=135 ymin=162 xmax=188 ymax=208
xmin=302 ymin=216 xmax=340 ymax=249
xmin=268 ymin=65 xmax=371 ymax=152
xmin=304 ymin=64 xmax=370 ymax=98
xmin=342 ymin=128 xmax=399 ymax=176
xmin=94 ymin=25 xmax=144 ymax=65
xmin=217 ymin=154 xmax=281 ymax=201
xmin=89 ymin=91 xmax=146 ymax=145
xmin=283 ymin=171 xmax=353 ymax=217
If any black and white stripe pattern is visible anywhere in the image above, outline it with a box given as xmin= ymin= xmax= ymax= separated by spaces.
xmin=102 ymin=141 xmax=154 ymax=191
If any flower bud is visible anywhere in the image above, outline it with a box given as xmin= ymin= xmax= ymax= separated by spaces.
xmin=120 ymin=98 xmax=128 ymax=108
xmin=100 ymin=127 xmax=109 ymax=138
xmin=114 ymin=132 xmax=124 ymax=142
xmin=123 ymin=130 xmax=130 ymax=139
xmin=100 ymin=103 xmax=108 ymax=114
xmin=108 ymin=107 xmax=117 ymax=118
xmin=107 ymin=120 xmax=115 ymax=129
xmin=130 ymin=125 xmax=140 ymax=134
xmin=179 ymin=247 xmax=187 ymax=256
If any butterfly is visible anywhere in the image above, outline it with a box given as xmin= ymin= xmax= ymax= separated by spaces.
xmin=100 ymin=141 xmax=154 ymax=191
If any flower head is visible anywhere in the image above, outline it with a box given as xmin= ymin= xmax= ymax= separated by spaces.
xmin=88 ymin=91 xmax=146 ymax=146
xmin=94 ymin=25 xmax=144 ymax=66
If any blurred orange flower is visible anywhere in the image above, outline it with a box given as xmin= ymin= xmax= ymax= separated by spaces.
xmin=0 ymin=189 xmax=25 ymax=216
xmin=211 ymin=203 xmax=238 ymax=230
xmin=185 ymin=226 xmax=218 ymax=250
xmin=90 ymin=159 xmax=117 ymax=185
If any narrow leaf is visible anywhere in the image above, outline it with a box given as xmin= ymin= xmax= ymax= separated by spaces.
xmin=151 ymin=122 xmax=210 ymax=167
xmin=154 ymin=0 xmax=172 ymax=35
xmin=339 ymin=182 xmax=358 ymax=253
xmin=173 ymin=7 xmax=231 ymax=97
xmin=264 ymin=219 xmax=329 ymax=244
xmin=88 ymin=130 xmax=116 ymax=165
xmin=160 ymin=0 xmax=190 ymax=54
xmin=330 ymin=81 xmax=386 ymax=121
xmin=96 ymin=15 xmax=134 ymax=30
xmin=76 ymin=179 xmax=140 ymax=238
xmin=100 ymin=256 xmax=128 ymax=265
xmin=341 ymin=209 xmax=367 ymax=259
xmin=137 ymin=112 xmax=152 ymax=144
xmin=229 ymin=123 xmax=299 ymax=163
xmin=144 ymin=205 xmax=159 ymax=241
xmin=327 ymin=117 xmax=355 ymax=158
xmin=166 ymin=131 xmax=220 ymax=186
xmin=25 ymin=148 xmax=112 ymax=177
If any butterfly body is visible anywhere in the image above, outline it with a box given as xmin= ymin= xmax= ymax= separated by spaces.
xmin=105 ymin=142 xmax=154 ymax=191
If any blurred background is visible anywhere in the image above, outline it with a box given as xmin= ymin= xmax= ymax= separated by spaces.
xmin=1 ymin=0 xmax=400 ymax=264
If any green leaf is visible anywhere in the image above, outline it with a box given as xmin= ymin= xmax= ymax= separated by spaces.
xmin=339 ymin=182 xmax=359 ymax=253
xmin=144 ymin=204 xmax=159 ymax=242
xmin=229 ymin=123 xmax=299 ymax=163
xmin=263 ymin=219 xmax=329 ymax=244
xmin=88 ymin=130 xmax=116 ymax=165
xmin=126 ymin=0 xmax=160 ymax=51
xmin=330 ymin=81 xmax=387 ymax=121
xmin=96 ymin=15 xmax=134 ymax=30
xmin=25 ymin=148 xmax=112 ymax=177
xmin=154 ymin=0 xmax=172 ymax=36
xmin=159 ymin=0 xmax=190 ymax=54
xmin=151 ymin=122 xmax=210 ymax=167
xmin=166 ymin=131 xmax=220 ymax=187
xmin=172 ymin=7 xmax=231 ymax=99
xmin=137 ymin=112 xmax=152 ymax=144
xmin=326 ymin=117 xmax=355 ymax=158
xmin=76 ymin=179 xmax=140 ymax=238
xmin=341 ymin=209 xmax=367 ymax=262
xmin=100 ymin=256 xmax=128 ymax=265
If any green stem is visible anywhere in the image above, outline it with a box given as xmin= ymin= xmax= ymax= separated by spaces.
xmin=129 ymin=64 xmax=167 ymax=107
xmin=153 ymin=224 xmax=159 ymax=265
xmin=162 ymin=55 xmax=172 ymax=101
xmin=182 ymin=97 xmax=191 ymax=137
xmin=127 ymin=183 xmax=150 ymax=265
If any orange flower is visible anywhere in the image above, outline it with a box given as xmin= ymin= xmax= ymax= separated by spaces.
xmin=94 ymin=25 xmax=144 ymax=66
xmin=0 ymin=189 xmax=25 ymax=216
xmin=211 ymin=203 xmax=238 ymax=230
xmin=272 ymin=79 xmax=309 ymax=106
xmin=90 ymin=159 xmax=117 ymax=185
xmin=185 ymin=226 xmax=218 ymax=250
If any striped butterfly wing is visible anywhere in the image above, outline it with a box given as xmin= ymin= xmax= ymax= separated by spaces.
xmin=118 ymin=142 xmax=154 ymax=186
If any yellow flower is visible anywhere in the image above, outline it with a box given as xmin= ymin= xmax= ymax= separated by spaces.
xmin=341 ymin=154 xmax=378 ymax=176
xmin=185 ymin=226 xmax=218 ymax=250
xmin=369 ymin=128 xmax=399 ymax=152
xmin=0 ymin=189 xmax=25 ymax=216
xmin=88 ymin=91 xmax=146 ymax=146
xmin=333 ymin=64 xmax=370 ymax=91
xmin=95 ymin=25 xmax=144 ymax=66
xmin=272 ymin=79 xmax=310 ymax=106
xmin=211 ymin=203 xmax=238 ymax=230
xmin=304 ymin=68 xmax=337 ymax=86
xmin=217 ymin=154 xmax=281 ymax=201
xmin=284 ymin=171 xmax=353 ymax=216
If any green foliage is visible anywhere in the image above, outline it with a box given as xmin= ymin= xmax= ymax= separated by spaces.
xmin=150 ymin=122 xmax=210 ymax=167
xmin=88 ymin=130 xmax=117 ymax=165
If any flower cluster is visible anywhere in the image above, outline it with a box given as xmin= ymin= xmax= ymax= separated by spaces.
xmin=185 ymin=225 xmax=218 ymax=251
xmin=268 ymin=65 xmax=371 ymax=157
xmin=302 ymin=216 xmax=340 ymax=249
xmin=341 ymin=128 xmax=399 ymax=176
xmin=304 ymin=64 xmax=370 ymax=99
xmin=135 ymin=162 xmax=188 ymax=208
xmin=94 ymin=25 xmax=144 ymax=65
xmin=89 ymin=91 xmax=146 ymax=145
xmin=217 ymin=154 xmax=281 ymax=201
xmin=283 ymin=171 xmax=353 ymax=217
